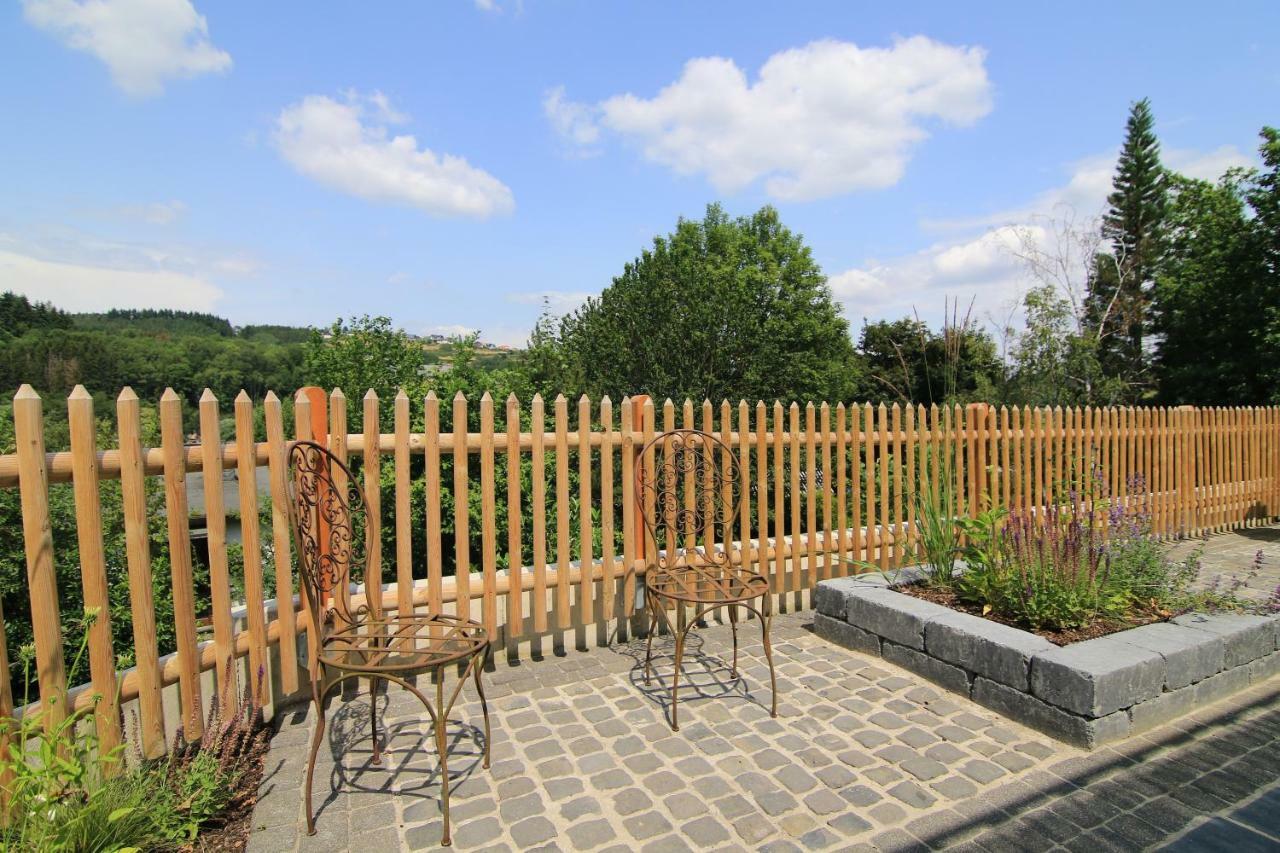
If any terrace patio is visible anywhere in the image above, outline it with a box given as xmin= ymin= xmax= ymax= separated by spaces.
xmin=246 ymin=531 xmax=1280 ymax=853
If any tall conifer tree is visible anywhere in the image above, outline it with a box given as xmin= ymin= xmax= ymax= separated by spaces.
xmin=1086 ymin=98 xmax=1167 ymax=399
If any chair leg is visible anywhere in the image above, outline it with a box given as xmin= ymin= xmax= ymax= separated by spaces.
xmin=643 ymin=592 xmax=657 ymax=685
xmin=370 ymin=676 xmax=382 ymax=765
xmin=761 ymin=610 xmax=778 ymax=719
xmin=436 ymin=673 xmax=452 ymax=847
xmin=473 ymin=646 xmax=491 ymax=769
xmin=304 ymin=677 xmax=326 ymax=836
xmin=670 ymin=602 xmax=685 ymax=732
xmin=728 ymin=603 xmax=740 ymax=677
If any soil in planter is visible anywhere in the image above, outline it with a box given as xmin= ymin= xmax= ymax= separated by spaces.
xmin=897 ymin=582 xmax=1173 ymax=645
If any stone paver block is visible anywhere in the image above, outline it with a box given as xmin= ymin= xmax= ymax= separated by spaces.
xmin=1117 ymin=621 xmax=1226 ymax=689
xmin=568 ymin=818 xmax=615 ymax=850
xmin=882 ymin=641 xmax=971 ymax=694
xmin=682 ymin=815 xmax=730 ymax=845
xmin=925 ymin=610 xmax=1055 ymax=691
xmin=974 ymin=676 xmax=1130 ymax=749
xmin=1030 ymin=635 xmax=1165 ymax=717
xmin=1249 ymin=650 xmax=1280 ymax=683
xmin=1193 ymin=664 xmax=1251 ymax=706
xmin=813 ymin=612 xmax=881 ymax=656
xmin=1172 ymin=612 xmax=1279 ymax=668
xmin=844 ymin=587 xmax=956 ymax=649
xmin=624 ymin=810 xmax=673 ymax=841
xmin=614 ymin=787 xmax=652 ymax=816
xmin=510 ymin=816 xmax=557 ymax=847
xmin=803 ymin=788 xmax=846 ymax=815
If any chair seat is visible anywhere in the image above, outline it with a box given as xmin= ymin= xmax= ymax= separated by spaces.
xmin=646 ymin=563 xmax=770 ymax=605
xmin=318 ymin=612 xmax=488 ymax=674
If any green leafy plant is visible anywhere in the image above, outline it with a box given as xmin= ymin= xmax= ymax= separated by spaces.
xmin=0 ymin=627 xmax=265 ymax=851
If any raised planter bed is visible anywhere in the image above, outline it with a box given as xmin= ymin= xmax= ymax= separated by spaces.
xmin=814 ymin=570 xmax=1280 ymax=748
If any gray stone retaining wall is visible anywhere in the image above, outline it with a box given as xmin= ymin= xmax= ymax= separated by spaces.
xmin=814 ymin=572 xmax=1280 ymax=749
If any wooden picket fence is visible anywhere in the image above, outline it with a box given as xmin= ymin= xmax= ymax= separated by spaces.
xmin=2 ymin=384 xmax=1278 ymax=761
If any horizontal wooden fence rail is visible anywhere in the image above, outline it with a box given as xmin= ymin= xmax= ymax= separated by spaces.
xmin=2 ymin=384 xmax=1278 ymax=762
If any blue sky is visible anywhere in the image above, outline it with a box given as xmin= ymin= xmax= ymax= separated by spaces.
xmin=1 ymin=1 xmax=1276 ymax=346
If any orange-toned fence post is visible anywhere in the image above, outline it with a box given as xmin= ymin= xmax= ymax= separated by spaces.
xmin=298 ymin=387 xmax=331 ymax=607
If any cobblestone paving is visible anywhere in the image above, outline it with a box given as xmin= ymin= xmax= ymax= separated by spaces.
xmin=249 ymin=612 xmax=1079 ymax=852
xmin=1169 ymin=525 xmax=1280 ymax=605
xmin=246 ymin=529 xmax=1280 ymax=852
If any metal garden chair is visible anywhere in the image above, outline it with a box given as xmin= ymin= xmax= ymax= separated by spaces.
xmin=636 ymin=429 xmax=778 ymax=731
xmin=287 ymin=440 xmax=490 ymax=847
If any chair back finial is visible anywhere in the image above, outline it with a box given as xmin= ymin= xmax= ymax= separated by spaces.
xmin=286 ymin=440 xmax=372 ymax=631
xmin=635 ymin=429 xmax=742 ymax=571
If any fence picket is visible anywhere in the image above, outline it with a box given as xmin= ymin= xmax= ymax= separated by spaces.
xmin=263 ymin=392 xmax=298 ymax=694
xmin=67 ymin=387 xmax=120 ymax=756
xmin=425 ymin=393 xmax=443 ymax=617
xmin=117 ymin=388 xmax=166 ymax=755
xmin=531 ymin=395 xmax=548 ymax=633
xmin=507 ymin=394 xmax=524 ymax=639
xmin=821 ymin=403 xmax=833 ymax=580
xmin=159 ymin=389 xmax=202 ymax=739
xmin=554 ymin=395 xmax=571 ymax=630
xmin=234 ymin=392 xmax=268 ymax=705
xmin=601 ymin=397 xmax=615 ymax=623
xmin=577 ymin=395 xmax=593 ymax=627
xmin=198 ymin=391 xmax=236 ymax=713
xmin=805 ymin=402 xmax=817 ymax=587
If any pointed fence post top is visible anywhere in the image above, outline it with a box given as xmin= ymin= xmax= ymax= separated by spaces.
xmin=68 ymin=384 xmax=91 ymax=401
xmin=330 ymin=387 xmax=346 ymax=400
xmin=364 ymin=389 xmax=379 ymax=402
xmin=199 ymin=388 xmax=217 ymax=404
xmin=264 ymin=390 xmax=279 ymax=403
xmin=118 ymin=387 xmax=139 ymax=402
xmin=160 ymin=388 xmax=180 ymax=403
xmin=235 ymin=390 xmax=252 ymax=404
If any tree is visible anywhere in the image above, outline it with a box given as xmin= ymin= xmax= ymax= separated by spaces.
xmin=1153 ymin=135 xmax=1280 ymax=404
xmin=855 ymin=308 xmax=1000 ymax=406
xmin=547 ymin=204 xmax=861 ymax=403
xmin=303 ymin=315 xmax=427 ymax=418
xmin=1087 ymin=98 xmax=1167 ymax=397
xmin=1003 ymin=210 xmax=1124 ymax=405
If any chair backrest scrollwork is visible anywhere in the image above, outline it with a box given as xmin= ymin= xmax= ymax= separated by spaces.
xmin=286 ymin=440 xmax=373 ymax=635
xmin=635 ymin=429 xmax=743 ymax=574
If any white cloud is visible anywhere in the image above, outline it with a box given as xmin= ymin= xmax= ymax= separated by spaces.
xmin=543 ymin=86 xmax=600 ymax=152
xmin=0 ymin=249 xmax=223 ymax=312
xmin=828 ymin=141 xmax=1258 ymax=333
xmin=23 ymin=0 xmax=231 ymax=97
xmin=507 ymin=290 xmax=593 ymax=313
xmin=549 ymin=37 xmax=992 ymax=201
xmin=111 ymin=200 xmax=187 ymax=225
xmin=273 ymin=91 xmax=515 ymax=219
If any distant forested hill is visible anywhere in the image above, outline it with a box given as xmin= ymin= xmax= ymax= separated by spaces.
xmin=72 ymin=308 xmax=235 ymax=337
xmin=0 ymin=293 xmax=309 ymax=405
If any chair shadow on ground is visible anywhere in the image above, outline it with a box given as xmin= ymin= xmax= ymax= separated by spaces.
xmin=287 ymin=681 xmax=489 ymax=826
xmin=611 ymin=626 xmax=776 ymax=725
